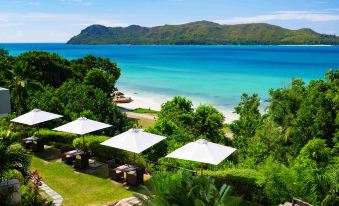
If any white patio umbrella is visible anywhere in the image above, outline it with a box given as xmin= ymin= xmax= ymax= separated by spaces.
xmin=11 ymin=108 xmax=62 ymax=126
xmin=53 ymin=117 xmax=111 ymax=148
xmin=11 ymin=108 xmax=63 ymax=136
xmin=101 ymin=128 xmax=166 ymax=161
xmin=166 ymin=139 xmax=236 ymax=175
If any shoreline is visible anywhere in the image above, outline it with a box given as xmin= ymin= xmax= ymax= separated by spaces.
xmin=116 ymin=91 xmax=239 ymax=124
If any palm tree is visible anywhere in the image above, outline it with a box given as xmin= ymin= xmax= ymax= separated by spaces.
xmin=0 ymin=134 xmax=31 ymax=182
xmin=0 ymin=61 xmax=42 ymax=114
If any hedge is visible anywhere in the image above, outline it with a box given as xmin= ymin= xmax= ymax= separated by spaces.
xmin=205 ymin=168 xmax=268 ymax=204
xmin=73 ymin=135 xmax=131 ymax=163
xmin=33 ymin=129 xmax=77 ymax=145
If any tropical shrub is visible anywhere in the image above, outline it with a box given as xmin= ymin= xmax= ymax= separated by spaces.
xmin=205 ymin=169 xmax=266 ymax=204
xmin=137 ymin=171 xmax=242 ymax=206
xmin=0 ymin=134 xmax=31 ymax=182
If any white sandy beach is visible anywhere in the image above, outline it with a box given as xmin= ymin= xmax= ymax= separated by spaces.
xmin=116 ymin=91 xmax=239 ymax=123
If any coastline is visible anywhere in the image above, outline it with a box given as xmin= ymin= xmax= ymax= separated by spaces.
xmin=116 ymin=91 xmax=239 ymax=123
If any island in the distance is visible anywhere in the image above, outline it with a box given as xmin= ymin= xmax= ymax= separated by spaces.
xmin=67 ymin=21 xmax=339 ymax=45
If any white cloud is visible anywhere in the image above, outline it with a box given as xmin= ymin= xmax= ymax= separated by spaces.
xmin=60 ymin=0 xmax=92 ymax=6
xmin=0 ymin=12 xmax=126 ymax=42
xmin=216 ymin=10 xmax=339 ymax=24
xmin=28 ymin=2 xmax=41 ymax=6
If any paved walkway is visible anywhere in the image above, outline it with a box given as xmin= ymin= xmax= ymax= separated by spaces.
xmin=125 ymin=111 xmax=157 ymax=120
xmin=40 ymin=181 xmax=63 ymax=206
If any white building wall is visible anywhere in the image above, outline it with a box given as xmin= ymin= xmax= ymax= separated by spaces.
xmin=0 ymin=87 xmax=11 ymax=117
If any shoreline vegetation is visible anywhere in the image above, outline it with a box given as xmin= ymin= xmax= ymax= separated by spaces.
xmin=67 ymin=21 xmax=339 ymax=45
xmin=116 ymin=91 xmax=240 ymax=123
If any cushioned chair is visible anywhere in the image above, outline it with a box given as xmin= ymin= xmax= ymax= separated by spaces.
xmin=126 ymin=171 xmax=138 ymax=186
xmin=64 ymin=156 xmax=75 ymax=165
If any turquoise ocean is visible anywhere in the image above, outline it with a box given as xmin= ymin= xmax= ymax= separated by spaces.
xmin=1 ymin=43 xmax=339 ymax=117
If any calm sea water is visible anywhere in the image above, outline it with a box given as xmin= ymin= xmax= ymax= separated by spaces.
xmin=1 ymin=43 xmax=338 ymax=114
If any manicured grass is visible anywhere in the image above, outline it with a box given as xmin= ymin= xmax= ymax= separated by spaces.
xmin=132 ymin=108 xmax=159 ymax=115
xmin=30 ymin=156 xmax=133 ymax=206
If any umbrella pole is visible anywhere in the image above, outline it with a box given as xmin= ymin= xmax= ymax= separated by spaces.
xmin=200 ymin=162 xmax=203 ymax=176
xmin=133 ymin=153 xmax=136 ymax=165
xmin=37 ymin=124 xmax=40 ymax=138
xmin=82 ymin=135 xmax=85 ymax=151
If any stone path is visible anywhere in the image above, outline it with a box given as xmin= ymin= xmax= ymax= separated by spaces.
xmin=40 ymin=181 xmax=63 ymax=206
xmin=114 ymin=197 xmax=141 ymax=206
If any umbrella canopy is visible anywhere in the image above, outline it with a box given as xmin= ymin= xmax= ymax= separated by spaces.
xmin=166 ymin=139 xmax=236 ymax=165
xmin=53 ymin=117 xmax=111 ymax=135
xmin=101 ymin=128 xmax=166 ymax=153
xmin=11 ymin=108 xmax=62 ymax=126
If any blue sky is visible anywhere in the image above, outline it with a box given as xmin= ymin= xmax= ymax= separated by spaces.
xmin=0 ymin=0 xmax=339 ymax=42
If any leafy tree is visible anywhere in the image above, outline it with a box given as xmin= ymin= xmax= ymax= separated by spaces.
xmin=84 ymin=68 xmax=116 ymax=94
xmin=70 ymin=55 xmax=120 ymax=81
xmin=156 ymin=96 xmax=194 ymax=134
xmin=193 ymin=105 xmax=225 ymax=143
xmin=17 ymin=51 xmax=72 ymax=87
xmin=268 ymin=78 xmax=305 ymax=131
xmin=230 ymin=93 xmax=262 ymax=157
xmin=0 ymin=61 xmax=42 ymax=114
xmin=28 ymin=80 xmax=130 ymax=135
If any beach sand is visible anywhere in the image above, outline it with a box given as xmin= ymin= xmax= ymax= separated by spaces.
xmin=116 ymin=91 xmax=239 ymax=123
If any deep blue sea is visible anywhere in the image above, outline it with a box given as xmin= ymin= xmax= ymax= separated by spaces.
xmin=1 ymin=43 xmax=338 ymax=117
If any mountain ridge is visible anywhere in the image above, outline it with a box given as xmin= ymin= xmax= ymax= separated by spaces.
xmin=67 ymin=21 xmax=339 ymax=45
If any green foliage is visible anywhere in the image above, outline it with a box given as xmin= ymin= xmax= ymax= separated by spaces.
xmin=73 ymin=135 xmax=130 ymax=162
xmin=137 ymin=171 xmax=241 ymax=206
xmin=16 ymin=51 xmax=72 ymax=88
xmin=84 ymin=68 xmax=116 ymax=94
xmin=34 ymin=129 xmax=77 ymax=145
xmin=0 ymin=135 xmax=31 ymax=182
xmin=0 ymin=61 xmax=42 ymax=114
xmin=132 ymin=108 xmax=159 ymax=114
xmin=29 ymin=80 xmax=130 ymax=135
xmin=193 ymin=105 xmax=225 ymax=143
xmin=0 ymin=49 xmax=121 ymax=117
xmin=68 ymin=21 xmax=339 ymax=45
xmin=230 ymin=93 xmax=262 ymax=160
xmin=205 ymin=169 xmax=266 ymax=204
xmin=145 ymin=97 xmax=226 ymax=169
xmin=259 ymin=139 xmax=338 ymax=206
xmin=156 ymin=96 xmax=194 ymax=133
xmin=21 ymin=184 xmax=52 ymax=206
xmin=70 ymin=55 xmax=120 ymax=81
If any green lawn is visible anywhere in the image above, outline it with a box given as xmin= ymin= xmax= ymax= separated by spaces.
xmin=30 ymin=153 xmax=133 ymax=206
xmin=132 ymin=108 xmax=159 ymax=115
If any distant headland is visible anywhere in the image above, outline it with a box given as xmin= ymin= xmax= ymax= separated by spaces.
xmin=67 ymin=21 xmax=339 ymax=45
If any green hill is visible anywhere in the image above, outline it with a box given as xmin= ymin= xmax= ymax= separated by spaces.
xmin=67 ymin=21 xmax=339 ymax=45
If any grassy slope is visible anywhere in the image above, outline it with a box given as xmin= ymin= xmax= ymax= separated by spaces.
xmin=30 ymin=155 xmax=132 ymax=206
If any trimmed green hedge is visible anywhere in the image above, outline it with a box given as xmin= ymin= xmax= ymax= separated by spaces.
xmin=33 ymin=129 xmax=77 ymax=145
xmin=205 ymin=169 xmax=268 ymax=204
xmin=73 ymin=135 xmax=131 ymax=163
